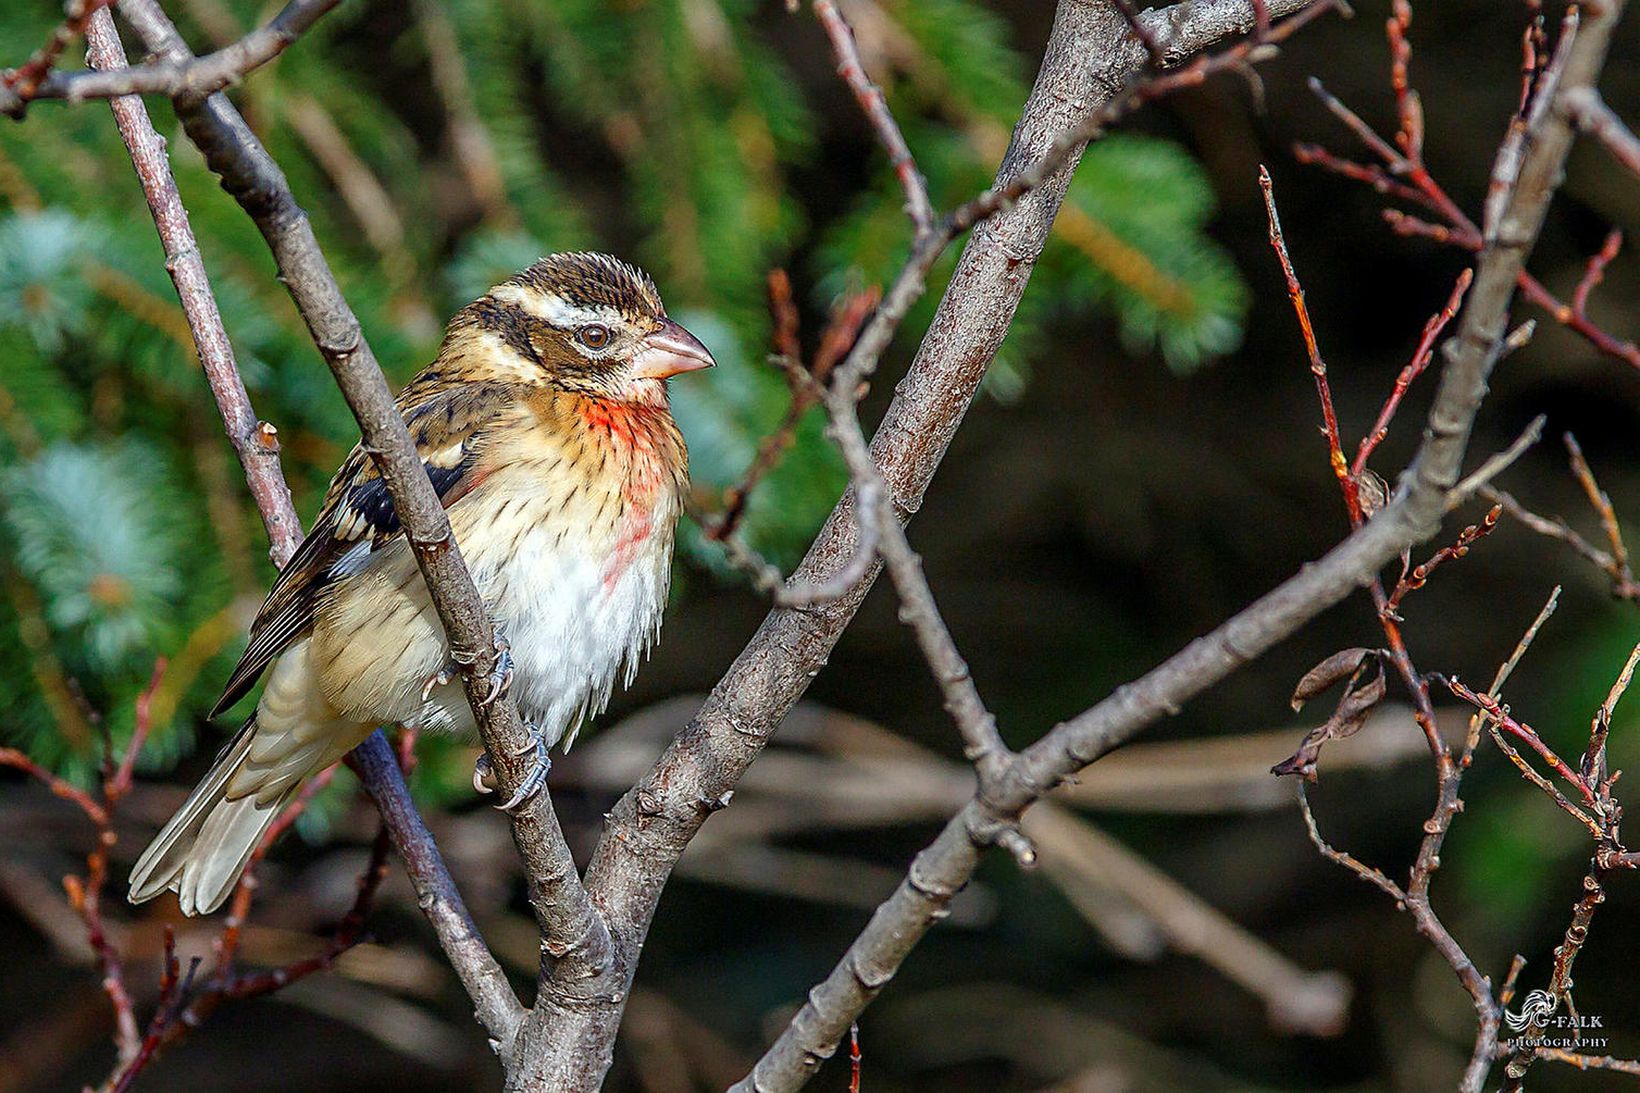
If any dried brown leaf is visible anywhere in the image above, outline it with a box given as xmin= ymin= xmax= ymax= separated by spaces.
xmin=1291 ymin=648 xmax=1374 ymax=710
xmin=1274 ymin=667 xmax=1388 ymax=779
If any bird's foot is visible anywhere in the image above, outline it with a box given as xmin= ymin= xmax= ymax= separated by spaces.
xmin=472 ymin=725 xmax=551 ymax=813
xmin=449 ymin=622 xmax=513 ymax=708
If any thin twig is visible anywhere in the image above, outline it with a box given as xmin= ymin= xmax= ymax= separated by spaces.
xmin=1536 ymin=1048 xmax=1640 ymax=1075
xmin=1297 ymin=783 xmax=1406 ymax=902
xmin=3 ymin=0 xmax=343 ymax=116
xmin=1446 ymin=413 xmax=1544 ymax=512
xmin=1299 ymin=15 xmax=1640 ymax=371
xmin=1383 ymin=504 xmax=1501 ymax=617
xmin=1564 ymin=432 xmax=1632 ymax=589
xmin=1564 ymin=87 xmax=1640 ymax=181
xmin=0 ymin=0 xmax=117 ymax=102
xmin=1356 ymin=268 xmax=1472 ymax=476
xmin=1450 ymin=680 xmax=1595 ymax=805
xmin=813 ymin=0 xmax=935 ymax=236
xmin=1259 ymin=166 xmax=1358 ymax=520
xmin=1482 ymin=435 xmax=1639 ymax=602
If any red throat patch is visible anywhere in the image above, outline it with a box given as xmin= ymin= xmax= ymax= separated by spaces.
xmin=578 ymin=398 xmax=677 ymax=591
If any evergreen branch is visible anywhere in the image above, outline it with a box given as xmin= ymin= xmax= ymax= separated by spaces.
xmin=1 ymin=0 xmax=342 ymax=118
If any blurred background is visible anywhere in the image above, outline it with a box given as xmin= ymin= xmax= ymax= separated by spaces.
xmin=0 ymin=0 xmax=1637 ymax=1089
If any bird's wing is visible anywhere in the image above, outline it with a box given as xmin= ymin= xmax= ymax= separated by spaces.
xmin=211 ymin=383 xmax=515 ymax=717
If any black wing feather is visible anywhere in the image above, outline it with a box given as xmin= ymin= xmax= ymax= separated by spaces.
xmin=209 ymin=384 xmax=510 ymax=718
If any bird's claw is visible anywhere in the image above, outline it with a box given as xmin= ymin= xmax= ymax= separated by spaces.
xmin=471 ymin=726 xmax=551 ymax=813
xmin=480 ymin=639 xmax=514 ymax=708
xmin=421 ymin=666 xmax=454 ymax=702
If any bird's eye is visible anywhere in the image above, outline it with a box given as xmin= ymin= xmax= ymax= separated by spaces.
xmin=577 ymin=323 xmax=611 ymax=350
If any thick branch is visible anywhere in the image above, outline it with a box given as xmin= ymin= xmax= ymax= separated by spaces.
xmin=476 ymin=0 xmax=1324 ymax=1085
xmin=350 ymin=733 xmax=523 ymax=1046
xmin=737 ymin=0 xmax=1627 ymax=1085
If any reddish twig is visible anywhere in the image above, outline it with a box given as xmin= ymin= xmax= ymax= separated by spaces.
xmin=0 ymin=747 xmax=110 ymax=827
xmin=706 ymin=274 xmax=879 ymax=544
xmin=1298 ymin=13 xmax=1640 ymax=371
xmin=107 ymin=825 xmax=392 ymax=1090
xmin=1271 ymin=156 xmax=1548 ymax=1087
xmin=220 ymin=825 xmax=391 ymax=998
xmin=112 ymin=658 xmax=168 ymax=802
xmin=1113 ymin=0 xmax=1170 ymax=68
xmin=1384 ymin=504 xmax=1501 ymax=617
xmin=950 ymin=1 xmax=1339 ymax=237
xmin=109 ymin=746 xmax=397 ymax=1088
xmin=212 ymin=764 xmax=341 ymax=982
xmin=1386 ymin=1 xmax=1423 ymax=159
xmin=1 ymin=657 xmax=171 ymax=1071
xmin=812 ymin=288 xmax=881 ymax=385
xmin=110 ymin=930 xmax=196 ymax=1093
xmin=768 ymin=267 xmax=802 ymax=365
xmin=1570 ymin=229 xmax=1621 ymax=321
xmin=1 ymin=0 xmax=345 ymax=118
xmin=1448 ymin=681 xmax=1594 ymax=805
xmin=1354 ymin=268 xmax=1472 ymax=475
xmin=1259 ymin=166 xmax=1359 ymax=521
xmin=1564 ymin=433 xmax=1632 ymax=592
xmin=1536 ymin=1049 xmax=1640 ymax=1076
xmin=1518 ymin=1 xmax=1547 ymax=120
xmin=702 ymin=274 xmax=886 ymax=609
xmin=1489 ymin=642 xmax=1639 ymax=1092
xmin=813 ymin=0 xmax=935 ymax=236
xmin=1486 ymin=719 xmax=1602 ymax=837
xmin=1293 ymin=143 xmax=1442 ymax=212
xmin=0 ymin=0 xmax=116 ymax=101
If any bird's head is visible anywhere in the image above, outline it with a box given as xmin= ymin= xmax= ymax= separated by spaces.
xmin=449 ymin=252 xmax=715 ymax=403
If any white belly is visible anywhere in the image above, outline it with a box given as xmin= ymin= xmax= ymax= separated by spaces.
xmin=400 ymin=505 xmax=674 ymax=748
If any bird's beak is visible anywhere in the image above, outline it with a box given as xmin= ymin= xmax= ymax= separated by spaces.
xmin=632 ymin=318 xmax=716 ymax=380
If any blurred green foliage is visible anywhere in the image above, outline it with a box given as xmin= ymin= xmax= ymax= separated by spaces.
xmin=0 ymin=0 xmax=1249 ymax=798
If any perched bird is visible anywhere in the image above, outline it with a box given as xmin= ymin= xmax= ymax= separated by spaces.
xmin=129 ymin=253 xmax=713 ymax=916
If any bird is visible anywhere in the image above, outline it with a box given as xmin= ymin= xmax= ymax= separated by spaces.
xmin=128 ymin=252 xmax=713 ymax=916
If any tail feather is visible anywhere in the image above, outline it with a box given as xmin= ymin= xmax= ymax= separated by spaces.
xmin=128 ymin=717 xmax=295 ymax=916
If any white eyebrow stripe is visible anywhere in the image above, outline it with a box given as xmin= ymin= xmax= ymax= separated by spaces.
xmin=491 ymin=284 xmax=621 ymax=329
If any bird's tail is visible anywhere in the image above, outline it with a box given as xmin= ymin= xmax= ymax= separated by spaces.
xmin=127 ymin=716 xmax=299 ymax=916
